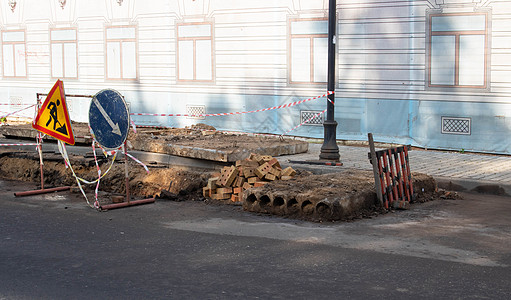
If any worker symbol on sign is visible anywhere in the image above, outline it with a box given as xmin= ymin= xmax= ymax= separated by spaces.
xmin=32 ymin=80 xmax=75 ymax=145
xmin=45 ymin=98 xmax=68 ymax=135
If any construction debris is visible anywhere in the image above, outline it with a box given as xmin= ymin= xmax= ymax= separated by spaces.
xmin=203 ymin=153 xmax=296 ymax=204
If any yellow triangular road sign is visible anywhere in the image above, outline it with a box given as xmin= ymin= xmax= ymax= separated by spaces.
xmin=32 ymin=80 xmax=75 ymax=145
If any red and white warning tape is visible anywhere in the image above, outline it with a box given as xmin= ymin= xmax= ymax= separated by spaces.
xmin=130 ymin=119 xmax=137 ymax=133
xmin=92 ymin=141 xmax=102 ymax=209
xmin=0 ymin=143 xmax=40 ymax=147
xmin=130 ymin=109 xmax=327 ymax=138
xmin=129 ymin=124 xmax=172 ymax=130
xmin=58 ymin=140 xmax=119 ymax=210
xmin=125 ymin=152 xmax=149 ymax=174
xmin=129 ymin=91 xmax=335 ymax=136
xmin=0 ymin=103 xmax=34 ymax=106
xmin=0 ymin=104 xmax=37 ymax=119
xmin=130 ymin=91 xmax=334 ymax=118
xmin=55 ymin=126 xmax=149 ymax=209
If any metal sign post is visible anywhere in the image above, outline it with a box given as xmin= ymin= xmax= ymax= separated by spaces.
xmin=88 ymin=89 xmax=154 ymax=210
xmin=14 ymin=86 xmax=76 ymax=197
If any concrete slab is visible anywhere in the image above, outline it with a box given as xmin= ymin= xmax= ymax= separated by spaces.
xmin=0 ymin=125 xmax=92 ymax=144
xmin=1 ymin=124 xmax=309 ymax=163
xmin=131 ymin=139 xmax=309 ymax=162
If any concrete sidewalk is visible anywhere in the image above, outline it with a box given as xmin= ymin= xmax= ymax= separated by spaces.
xmin=282 ymin=143 xmax=511 ymax=195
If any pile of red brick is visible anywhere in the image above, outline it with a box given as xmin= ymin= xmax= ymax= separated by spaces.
xmin=203 ymin=153 xmax=297 ymax=203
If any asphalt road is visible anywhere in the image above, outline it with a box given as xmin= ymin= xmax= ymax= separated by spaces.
xmin=1 ymin=179 xmax=510 ymax=299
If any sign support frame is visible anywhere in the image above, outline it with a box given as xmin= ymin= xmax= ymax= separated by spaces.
xmin=15 ymin=93 xmax=71 ymax=197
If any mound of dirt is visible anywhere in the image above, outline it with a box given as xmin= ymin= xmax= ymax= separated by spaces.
xmin=242 ymin=169 xmax=439 ymax=222
xmin=0 ymin=152 xmax=211 ymax=204
xmin=0 ymin=149 xmax=441 ymax=221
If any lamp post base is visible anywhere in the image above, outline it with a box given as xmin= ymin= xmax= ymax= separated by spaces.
xmin=319 ymin=120 xmax=340 ymax=161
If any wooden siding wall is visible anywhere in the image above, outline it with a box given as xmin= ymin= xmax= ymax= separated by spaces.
xmin=0 ymin=0 xmax=510 ymax=152
xmin=1 ymin=0 xmax=509 ymax=100
xmin=338 ymin=0 xmax=511 ymax=102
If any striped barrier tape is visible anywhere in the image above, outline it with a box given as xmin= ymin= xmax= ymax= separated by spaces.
xmin=58 ymin=140 xmax=119 ymax=210
xmin=130 ymin=119 xmax=137 ymax=133
xmin=0 ymin=104 xmax=37 ymax=119
xmin=125 ymin=152 xmax=149 ymax=174
xmin=54 ymin=126 xmax=149 ymax=209
xmin=129 ymin=91 xmax=335 ymax=136
xmin=0 ymin=142 xmax=40 ymax=147
xmin=0 ymin=103 xmax=34 ymax=106
xmin=58 ymin=140 xmax=91 ymax=208
xmin=129 ymin=124 xmax=173 ymax=130
xmin=92 ymin=141 xmax=102 ymax=209
xmin=130 ymin=91 xmax=334 ymax=118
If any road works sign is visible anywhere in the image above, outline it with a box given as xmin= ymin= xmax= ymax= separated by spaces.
xmin=32 ymin=80 xmax=75 ymax=145
xmin=88 ymin=89 xmax=129 ymax=150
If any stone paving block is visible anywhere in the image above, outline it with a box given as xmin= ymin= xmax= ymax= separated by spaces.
xmin=278 ymin=143 xmax=511 ymax=184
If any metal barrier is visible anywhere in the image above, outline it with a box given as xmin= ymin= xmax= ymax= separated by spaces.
xmin=368 ymin=133 xmax=414 ymax=209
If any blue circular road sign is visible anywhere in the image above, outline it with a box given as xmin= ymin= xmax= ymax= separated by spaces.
xmin=88 ymin=89 xmax=130 ymax=150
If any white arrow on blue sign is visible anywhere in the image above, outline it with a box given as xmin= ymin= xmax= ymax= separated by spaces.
xmin=88 ymin=89 xmax=130 ymax=150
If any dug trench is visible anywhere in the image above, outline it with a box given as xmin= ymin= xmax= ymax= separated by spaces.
xmin=0 ymin=149 xmax=442 ymax=222
xmin=0 ymin=152 xmax=210 ymax=203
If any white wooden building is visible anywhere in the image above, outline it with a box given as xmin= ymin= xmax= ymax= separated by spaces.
xmin=1 ymin=0 xmax=510 ymax=153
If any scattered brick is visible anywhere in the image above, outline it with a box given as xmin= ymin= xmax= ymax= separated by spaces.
xmin=265 ymin=173 xmax=276 ymax=181
xmin=250 ymin=153 xmax=265 ymax=165
xmin=282 ymin=166 xmax=297 ymax=177
xmin=269 ymin=167 xmax=281 ymax=177
xmin=254 ymin=181 xmax=269 ymax=187
xmin=261 ymin=155 xmax=273 ymax=162
xmin=248 ymin=177 xmax=258 ymax=184
xmin=204 ymin=153 xmax=297 ymax=204
xmin=212 ymin=193 xmax=231 ymax=200
xmin=243 ymin=168 xmax=256 ymax=178
xmin=217 ymin=187 xmax=233 ymax=194
xmin=267 ymin=158 xmax=281 ymax=169
xmin=255 ymin=162 xmax=272 ymax=179
xmin=218 ymin=165 xmax=237 ymax=187
xmin=207 ymin=177 xmax=219 ymax=189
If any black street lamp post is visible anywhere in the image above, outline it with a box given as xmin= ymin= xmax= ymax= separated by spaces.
xmin=319 ymin=0 xmax=340 ymax=161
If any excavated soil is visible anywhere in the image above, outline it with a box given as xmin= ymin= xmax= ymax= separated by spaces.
xmin=242 ymin=170 xmax=439 ymax=222
xmin=0 ymin=123 xmax=443 ymax=220
xmin=0 ymin=150 xmax=441 ymax=221
xmin=0 ymin=152 xmax=211 ymax=205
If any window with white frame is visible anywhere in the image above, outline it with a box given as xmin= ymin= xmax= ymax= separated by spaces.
xmin=51 ymin=29 xmax=78 ymax=79
xmin=177 ymin=23 xmax=214 ymax=82
xmin=2 ymin=30 xmax=27 ymax=78
xmin=105 ymin=26 xmax=137 ymax=80
xmin=289 ymin=18 xmax=328 ymax=84
xmin=428 ymin=13 xmax=489 ymax=88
